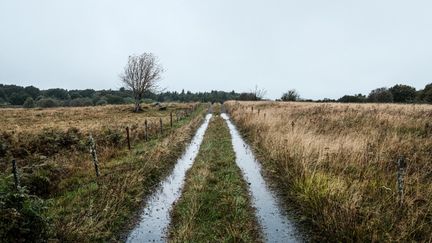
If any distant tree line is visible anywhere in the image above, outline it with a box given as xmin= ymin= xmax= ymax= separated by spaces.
xmin=280 ymin=83 xmax=432 ymax=104
xmin=0 ymin=84 xmax=261 ymax=108
xmin=336 ymin=83 xmax=432 ymax=104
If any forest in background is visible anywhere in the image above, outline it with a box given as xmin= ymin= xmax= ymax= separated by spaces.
xmin=0 ymin=84 xmax=259 ymax=108
xmin=0 ymin=82 xmax=431 ymax=108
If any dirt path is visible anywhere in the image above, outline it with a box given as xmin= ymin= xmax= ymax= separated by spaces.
xmin=127 ymin=109 xmax=303 ymax=242
xmin=127 ymin=114 xmax=212 ymax=242
xmin=222 ymin=113 xmax=302 ymax=242
xmin=168 ymin=115 xmax=261 ymax=242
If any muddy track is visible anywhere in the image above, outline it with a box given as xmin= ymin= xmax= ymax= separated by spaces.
xmin=222 ymin=113 xmax=302 ymax=242
xmin=127 ymin=114 xmax=213 ymax=242
xmin=127 ymin=110 xmax=303 ymax=242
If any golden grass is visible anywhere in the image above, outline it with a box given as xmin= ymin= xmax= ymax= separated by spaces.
xmin=0 ymin=103 xmax=207 ymax=241
xmin=51 ymin=110 xmax=205 ymax=241
xmin=225 ymin=101 xmax=432 ymax=242
xmin=0 ymin=103 xmax=197 ymax=134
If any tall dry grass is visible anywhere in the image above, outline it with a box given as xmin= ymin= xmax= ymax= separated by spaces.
xmin=0 ymin=103 xmax=205 ymax=241
xmin=0 ymin=103 xmax=197 ymax=133
xmin=225 ymin=101 xmax=432 ymax=242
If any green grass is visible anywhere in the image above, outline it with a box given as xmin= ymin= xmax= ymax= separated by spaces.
xmin=168 ymin=114 xmax=261 ymax=242
xmin=41 ymin=104 xmax=208 ymax=241
xmin=0 ymin=105 xmax=206 ymax=242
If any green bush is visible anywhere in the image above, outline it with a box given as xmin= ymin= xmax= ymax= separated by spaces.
xmin=0 ymin=183 xmax=50 ymax=242
xmin=100 ymin=128 xmax=123 ymax=146
xmin=69 ymin=98 xmax=93 ymax=107
xmin=95 ymin=99 xmax=108 ymax=106
xmin=123 ymin=97 xmax=134 ymax=104
xmin=142 ymin=98 xmax=155 ymax=104
xmin=105 ymin=94 xmax=124 ymax=104
xmin=23 ymin=97 xmax=35 ymax=108
xmin=22 ymin=174 xmax=51 ymax=198
xmin=28 ymin=127 xmax=83 ymax=156
xmin=36 ymin=98 xmax=60 ymax=108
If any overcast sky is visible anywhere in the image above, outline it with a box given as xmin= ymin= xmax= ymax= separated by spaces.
xmin=1 ymin=0 xmax=431 ymax=99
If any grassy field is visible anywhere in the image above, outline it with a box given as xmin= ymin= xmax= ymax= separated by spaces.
xmin=169 ymin=109 xmax=261 ymax=242
xmin=225 ymin=101 xmax=432 ymax=242
xmin=0 ymin=103 xmax=206 ymax=242
xmin=0 ymin=103 xmax=197 ymax=133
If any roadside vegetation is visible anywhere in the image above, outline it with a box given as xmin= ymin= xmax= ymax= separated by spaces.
xmin=169 ymin=107 xmax=261 ymax=242
xmin=225 ymin=101 xmax=432 ymax=242
xmin=0 ymin=103 xmax=207 ymax=241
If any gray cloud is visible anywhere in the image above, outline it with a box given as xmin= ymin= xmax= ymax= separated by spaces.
xmin=1 ymin=0 xmax=431 ymax=99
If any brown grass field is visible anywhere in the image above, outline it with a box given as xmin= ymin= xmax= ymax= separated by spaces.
xmin=0 ymin=103 xmax=206 ymax=241
xmin=0 ymin=103 xmax=196 ymax=133
xmin=225 ymin=101 xmax=432 ymax=242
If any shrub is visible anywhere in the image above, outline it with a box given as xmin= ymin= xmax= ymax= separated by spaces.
xmin=0 ymin=184 xmax=50 ymax=242
xmin=96 ymin=99 xmax=108 ymax=106
xmin=28 ymin=127 xmax=82 ymax=156
xmin=23 ymin=97 xmax=35 ymax=108
xmin=105 ymin=94 xmax=124 ymax=104
xmin=100 ymin=128 xmax=123 ymax=146
xmin=123 ymin=97 xmax=135 ymax=104
xmin=69 ymin=98 xmax=93 ymax=107
xmin=22 ymin=174 xmax=51 ymax=198
xmin=36 ymin=98 xmax=60 ymax=108
xmin=0 ymin=97 xmax=8 ymax=105
xmin=142 ymin=98 xmax=155 ymax=104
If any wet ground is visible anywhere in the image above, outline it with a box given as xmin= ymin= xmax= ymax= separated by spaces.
xmin=127 ymin=114 xmax=213 ymax=242
xmin=222 ymin=113 xmax=302 ymax=243
xmin=127 ymin=112 xmax=302 ymax=242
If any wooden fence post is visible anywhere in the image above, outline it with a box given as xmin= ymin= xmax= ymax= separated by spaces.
xmin=170 ymin=112 xmax=173 ymax=128
xmin=145 ymin=120 xmax=148 ymax=141
xmin=426 ymin=122 xmax=430 ymax=136
xmin=397 ymin=156 xmax=406 ymax=205
xmin=160 ymin=118 xmax=163 ymax=135
xmin=11 ymin=159 xmax=20 ymax=189
xmin=126 ymin=126 xmax=131 ymax=150
xmin=89 ymin=135 xmax=100 ymax=177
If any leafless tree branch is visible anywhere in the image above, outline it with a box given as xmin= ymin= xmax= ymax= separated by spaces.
xmin=120 ymin=53 xmax=163 ymax=112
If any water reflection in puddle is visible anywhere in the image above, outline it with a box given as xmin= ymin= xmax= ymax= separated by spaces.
xmin=221 ymin=113 xmax=301 ymax=243
xmin=127 ymin=114 xmax=213 ymax=243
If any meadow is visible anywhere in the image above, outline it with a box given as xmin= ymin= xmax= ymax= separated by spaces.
xmin=2 ymin=100 xmax=431 ymax=242
xmin=0 ymin=103 xmax=206 ymax=242
xmin=225 ymin=101 xmax=432 ymax=242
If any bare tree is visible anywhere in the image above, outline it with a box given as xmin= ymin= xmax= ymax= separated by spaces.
xmin=120 ymin=53 xmax=163 ymax=112
xmin=252 ymin=85 xmax=267 ymax=100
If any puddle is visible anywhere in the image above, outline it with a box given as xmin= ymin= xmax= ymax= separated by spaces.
xmin=127 ymin=114 xmax=213 ymax=242
xmin=221 ymin=113 xmax=302 ymax=243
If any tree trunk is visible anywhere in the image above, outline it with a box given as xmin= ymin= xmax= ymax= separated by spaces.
xmin=134 ymin=98 xmax=141 ymax=112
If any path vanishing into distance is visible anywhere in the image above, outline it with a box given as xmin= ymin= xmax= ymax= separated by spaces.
xmin=127 ymin=108 xmax=303 ymax=242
